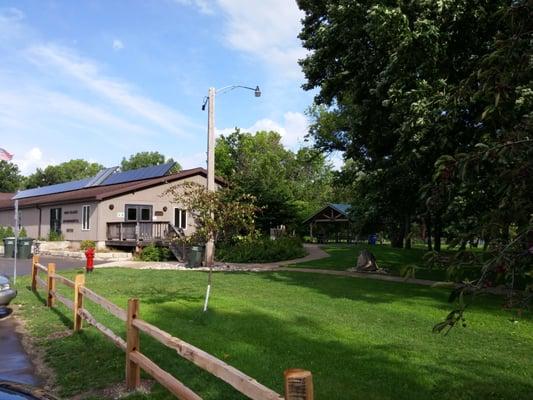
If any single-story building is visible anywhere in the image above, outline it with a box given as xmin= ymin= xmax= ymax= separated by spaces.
xmin=0 ymin=163 xmax=222 ymax=250
xmin=303 ymin=203 xmax=359 ymax=243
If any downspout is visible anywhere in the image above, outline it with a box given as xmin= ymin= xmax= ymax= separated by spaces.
xmin=37 ymin=205 xmax=42 ymax=239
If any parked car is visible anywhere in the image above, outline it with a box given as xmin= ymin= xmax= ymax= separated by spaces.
xmin=0 ymin=274 xmax=16 ymax=318
xmin=0 ymin=381 xmax=58 ymax=399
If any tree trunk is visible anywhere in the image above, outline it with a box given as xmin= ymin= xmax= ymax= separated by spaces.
xmin=426 ymin=218 xmax=433 ymax=251
xmin=434 ymin=216 xmax=442 ymax=252
xmin=390 ymin=223 xmax=405 ymax=248
xmin=404 ymin=215 xmax=412 ymax=249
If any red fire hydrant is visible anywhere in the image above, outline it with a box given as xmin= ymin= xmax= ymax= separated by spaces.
xmin=85 ymin=247 xmax=95 ymax=273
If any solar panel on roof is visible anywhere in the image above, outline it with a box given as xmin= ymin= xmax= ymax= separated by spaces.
xmin=85 ymin=166 xmax=118 ymax=187
xmin=102 ymin=162 xmax=174 ymax=185
xmin=13 ymin=178 xmax=92 ymax=199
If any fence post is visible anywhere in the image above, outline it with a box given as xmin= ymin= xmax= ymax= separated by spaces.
xmin=284 ymin=369 xmax=313 ymax=400
xmin=126 ymin=298 xmax=140 ymax=390
xmin=73 ymin=274 xmax=85 ymax=332
xmin=31 ymin=255 xmax=39 ymax=291
xmin=47 ymin=263 xmax=56 ymax=307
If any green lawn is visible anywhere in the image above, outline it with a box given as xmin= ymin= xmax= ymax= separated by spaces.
xmin=16 ymin=268 xmax=532 ymax=400
xmin=292 ymin=244 xmax=470 ymax=281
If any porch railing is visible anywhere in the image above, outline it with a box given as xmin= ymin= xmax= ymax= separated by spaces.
xmin=106 ymin=221 xmax=171 ymax=241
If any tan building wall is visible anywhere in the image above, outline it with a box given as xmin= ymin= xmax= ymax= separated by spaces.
xmin=97 ymin=175 xmax=206 ymax=241
xmin=0 ymin=173 xmax=211 ymax=245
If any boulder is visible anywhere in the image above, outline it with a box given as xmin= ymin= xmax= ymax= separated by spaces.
xmin=355 ymin=249 xmax=379 ymax=271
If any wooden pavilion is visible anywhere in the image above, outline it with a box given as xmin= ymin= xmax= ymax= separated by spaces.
xmin=303 ymin=203 xmax=359 ymax=243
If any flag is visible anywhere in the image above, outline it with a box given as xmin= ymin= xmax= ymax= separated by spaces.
xmin=0 ymin=148 xmax=13 ymax=161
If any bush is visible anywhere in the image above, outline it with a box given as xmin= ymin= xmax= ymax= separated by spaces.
xmin=216 ymin=236 xmax=306 ymax=263
xmin=0 ymin=226 xmax=5 ymax=240
xmin=18 ymin=227 xmax=27 ymax=238
xmin=140 ymin=244 xmax=173 ymax=261
xmin=47 ymin=231 xmax=64 ymax=241
xmin=4 ymin=226 xmax=14 ymax=238
xmin=80 ymin=240 xmax=96 ymax=251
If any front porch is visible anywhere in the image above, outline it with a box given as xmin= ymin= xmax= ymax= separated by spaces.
xmin=105 ymin=221 xmax=172 ymax=247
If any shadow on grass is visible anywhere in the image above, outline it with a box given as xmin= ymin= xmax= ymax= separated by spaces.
xmin=20 ymin=271 xmax=532 ymax=400
xmin=42 ymin=301 xmax=533 ymax=400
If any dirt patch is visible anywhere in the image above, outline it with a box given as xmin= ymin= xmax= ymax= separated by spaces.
xmin=45 ymin=330 xmax=72 ymax=341
xmin=70 ymin=379 xmax=154 ymax=400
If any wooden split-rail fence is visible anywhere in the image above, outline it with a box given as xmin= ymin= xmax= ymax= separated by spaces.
xmin=30 ymin=256 xmax=314 ymax=400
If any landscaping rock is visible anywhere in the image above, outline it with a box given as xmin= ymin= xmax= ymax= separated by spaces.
xmin=355 ymin=250 xmax=379 ymax=271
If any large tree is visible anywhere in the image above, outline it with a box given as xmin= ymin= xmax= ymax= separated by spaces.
xmin=298 ymin=0 xmax=532 ymax=324
xmin=121 ymin=151 xmax=181 ymax=172
xmin=24 ymin=159 xmax=104 ymax=188
xmin=0 ymin=161 xmax=23 ymax=192
xmin=215 ymin=129 xmax=335 ymax=232
xmin=298 ymin=0 xmax=529 ymax=250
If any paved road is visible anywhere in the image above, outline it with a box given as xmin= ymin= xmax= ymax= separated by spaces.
xmin=0 ymin=315 xmax=40 ymax=385
xmin=0 ymin=256 xmax=105 ymax=277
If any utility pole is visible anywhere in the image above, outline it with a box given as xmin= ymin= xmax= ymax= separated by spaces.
xmin=205 ymin=87 xmax=216 ymax=267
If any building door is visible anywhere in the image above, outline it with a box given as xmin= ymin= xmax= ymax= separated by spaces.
xmin=125 ymin=205 xmax=153 ymax=239
xmin=50 ymin=208 xmax=62 ymax=234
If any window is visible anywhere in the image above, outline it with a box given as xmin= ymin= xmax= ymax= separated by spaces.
xmin=82 ymin=205 xmax=90 ymax=230
xmin=126 ymin=207 xmax=137 ymax=221
xmin=140 ymin=207 xmax=151 ymax=221
xmin=174 ymin=208 xmax=187 ymax=229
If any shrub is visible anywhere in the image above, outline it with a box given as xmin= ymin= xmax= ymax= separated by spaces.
xmin=140 ymin=244 xmax=173 ymax=261
xmin=216 ymin=236 xmax=306 ymax=263
xmin=18 ymin=227 xmax=28 ymax=238
xmin=47 ymin=231 xmax=64 ymax=241
xmin=4 ymin=226 xmax=14 ymax=238
xmin=0 ymin=226 xmax=5 ymax=240
xmin=80 ymin=240 xmax=96 ymax=251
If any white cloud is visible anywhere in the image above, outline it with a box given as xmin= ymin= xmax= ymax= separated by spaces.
xmin=217 ymin=111 xmax=309 ymax=149
xmin=26 ymin=44 xmax=200 ymax=136
xmin=112 ymin=39 xmax=124 ymax=50
xmin=173 ymin=0 xmax=305 ymax=79
xmin=217 ymin=0 xmax=306 ymax=80
xmin=14 ymin=147 xmax=56 ymax=175
xmin=173 ymin=0 xmax=214 ymax=15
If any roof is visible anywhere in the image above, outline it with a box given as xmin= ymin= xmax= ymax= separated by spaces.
xmin=329 ymin=203 xmax=351 ymax=215
xmin=302 ymin=203 xmax=352 ymax=224
xmin=0 ymin=168 xmax=222 ymax=210
xmin=14 ymin=162 xmax=175 ymax=199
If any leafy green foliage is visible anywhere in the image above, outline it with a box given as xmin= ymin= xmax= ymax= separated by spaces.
xmin=18 ymin=227 xmax=27 ymax=238
xmin=215 ymin=129 xmax=336 ymax=231
xmin=0 ymin=161 xmax=22 ymax=192
xmin=140 ymin=244 xmax=172 ymax=261
xmin=24 ymin=159 xmax=104 ymax=189
xmin=4 ymin=226 xmax=14 ymax=238
xmin=47 ymin=230 xmax=64 ymax=241
xmin=297 ymin=0 xmax=532 ymax=325
xmin=166 ymin=182 xmax=259 ymax=246
xmin=80 ymin=240 xmax=96 ymax=251
xmin=216 ymin=236 xmax=306 ymax=263
xmin=121 ymin=151 xmax=181 ymax=173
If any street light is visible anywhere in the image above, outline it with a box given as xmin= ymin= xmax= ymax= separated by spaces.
xmin=202 ymin=85 xmax=261 ymax=267
xmin=201 ymin=85 xmax=260 ymax=312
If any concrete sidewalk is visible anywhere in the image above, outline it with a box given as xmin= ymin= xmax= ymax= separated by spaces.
xmin=96 ymin=244 xmax=330 ymax=271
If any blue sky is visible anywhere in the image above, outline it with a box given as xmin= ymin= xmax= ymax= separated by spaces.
xmin=0 ymin=0 xmax=332 ymax=175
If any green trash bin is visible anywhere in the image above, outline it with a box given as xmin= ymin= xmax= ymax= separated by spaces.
xmin=3 ymin=237 xmax=15 ymax=258
xmin=187 ymin=245 xmax=205 ymax=268
xmin=17 ymin=238 xmax=34 ymax=259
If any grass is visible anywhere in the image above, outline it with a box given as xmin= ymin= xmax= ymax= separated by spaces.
xmin=291 ymin=244 xmax=475 ymax=281
xmin=14 ymin=268 xmax=532 ymax=400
